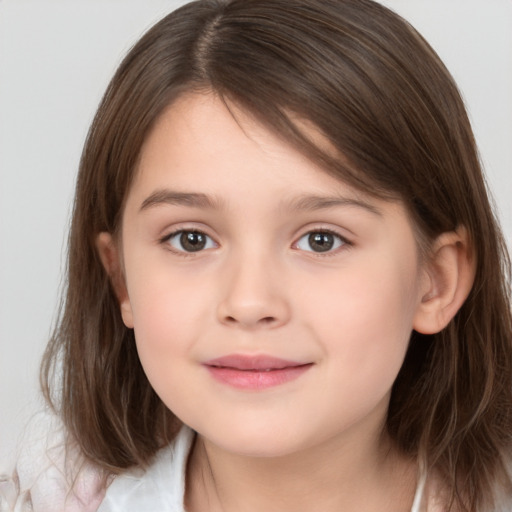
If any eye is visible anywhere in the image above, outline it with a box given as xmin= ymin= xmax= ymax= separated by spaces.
xmin=295 ymin=230 xmax=346 ymax=253
xmin=164 ymin=230 xmax=217 ymax=253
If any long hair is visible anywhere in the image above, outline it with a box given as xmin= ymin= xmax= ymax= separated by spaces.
xmin=41 ymin=1 xmax=512 ymax=509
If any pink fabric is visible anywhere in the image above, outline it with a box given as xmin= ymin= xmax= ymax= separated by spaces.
xmin=0 ymin=412 xmax=105 ymax=512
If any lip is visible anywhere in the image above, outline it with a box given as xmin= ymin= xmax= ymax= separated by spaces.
xmin=203 ymin=354 xmax=313 ymax=390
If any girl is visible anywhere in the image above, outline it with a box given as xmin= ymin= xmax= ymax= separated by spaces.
xmin=3 ymin=0 xmax=512 ymax=510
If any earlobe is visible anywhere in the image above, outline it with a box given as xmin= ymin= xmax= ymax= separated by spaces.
xmin=95 ymin=232 xmax=134 ymax=328
xmin=413 ymin=227 xmax=475 ymax=335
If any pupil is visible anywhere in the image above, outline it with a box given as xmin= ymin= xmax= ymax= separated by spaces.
xmin=181 ymin=231 xmax=206 ymax=252
xmin=309 ymin=232 xmax=334 ymax=252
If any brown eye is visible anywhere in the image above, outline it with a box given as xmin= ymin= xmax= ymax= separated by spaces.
xmin=309 ymin=232 xmax=335 ymax=252
xmin=296 ymin=231 xmax=345 ymax=253
xmin=166 ymin=230 xmax=216 ymax=253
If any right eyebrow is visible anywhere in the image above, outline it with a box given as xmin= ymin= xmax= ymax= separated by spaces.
xmin=139 ymin=189 xmax=223 ymax=212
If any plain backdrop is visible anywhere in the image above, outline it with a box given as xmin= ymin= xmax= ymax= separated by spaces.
xmin=1 ymin=0 xmax=511 ymax=472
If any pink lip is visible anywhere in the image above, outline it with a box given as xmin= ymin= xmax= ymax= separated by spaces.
xmin=203 ymin=355 xmax=313 ymax=390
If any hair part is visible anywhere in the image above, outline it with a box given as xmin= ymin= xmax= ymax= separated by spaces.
xmin=41 ymin=1 xmax=512 ymax=509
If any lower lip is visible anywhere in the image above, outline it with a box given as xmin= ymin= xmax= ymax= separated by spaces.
xmin=205 ymin=364 xmax=312 ymax=390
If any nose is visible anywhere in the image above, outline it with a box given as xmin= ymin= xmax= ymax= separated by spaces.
xmin=216 ymin=252 xmax=291 ymax=330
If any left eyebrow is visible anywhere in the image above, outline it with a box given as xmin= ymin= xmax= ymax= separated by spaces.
xmin=139 ymin=190 xmax=224 ymax=212
xmin=286 ymin=194 xmax=382 ymax=216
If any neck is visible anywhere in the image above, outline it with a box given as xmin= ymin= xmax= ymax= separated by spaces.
xmin=185 ymin=426 xmax=417 ymax=512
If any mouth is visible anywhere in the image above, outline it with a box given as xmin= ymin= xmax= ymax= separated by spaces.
xmin=203 ymin=354 xmax=313 ymax=390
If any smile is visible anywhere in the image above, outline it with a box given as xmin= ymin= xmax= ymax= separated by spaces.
xmin=203 ymin=355 xmax=313 ymax=390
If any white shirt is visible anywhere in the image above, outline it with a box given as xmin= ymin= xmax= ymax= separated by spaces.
xmin=4 ymin=417 xmax=429 ymax=512
xmin=97 ymin=427 xmax=195 ymax=512
xmin=98 ymin=426 xmax=426 ymax=512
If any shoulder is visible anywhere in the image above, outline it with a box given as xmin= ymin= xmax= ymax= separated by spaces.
xmin=98 ymin=426 xmax=195 ymax=512
xmin=1 ymin=410 xmax=105 ymax=512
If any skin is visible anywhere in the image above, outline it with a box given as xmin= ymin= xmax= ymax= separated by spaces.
xmin=97 ymin=92 xmax=474 ymax=512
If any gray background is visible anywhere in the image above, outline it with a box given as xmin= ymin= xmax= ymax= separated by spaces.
xmin=1 ymin=0 xmax=511 ymax=471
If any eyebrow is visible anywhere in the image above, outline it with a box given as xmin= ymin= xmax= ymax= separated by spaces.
xmin=286 ymin=194 xmax=382 ymax=216
xmin=139 ymin=188 xmax=381 ymax=216
xmin=140 ymin=190 xmax=224 ymax=211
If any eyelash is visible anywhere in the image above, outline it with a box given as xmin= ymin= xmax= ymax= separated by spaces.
xmin=160 ymin=227 xmax=352 ymax=256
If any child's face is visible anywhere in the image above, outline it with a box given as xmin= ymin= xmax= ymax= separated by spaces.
xmin=115 ymin=92 xmax=430 ymax=458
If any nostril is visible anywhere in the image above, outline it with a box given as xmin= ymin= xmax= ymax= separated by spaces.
xmin=223 ymin=315 xmax=276 ymax=326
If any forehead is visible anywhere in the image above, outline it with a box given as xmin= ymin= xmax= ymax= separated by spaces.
xmin=131 ymin=92 xmax=375 ymax=207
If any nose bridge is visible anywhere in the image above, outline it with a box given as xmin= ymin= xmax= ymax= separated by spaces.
xmin=217 ymin=243 xmax=290 ymax=329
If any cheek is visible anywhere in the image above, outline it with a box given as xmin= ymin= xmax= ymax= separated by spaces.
xmin=306 ymin=252 xmax=420 ymax=379
xmin=126 ymin=272 xmax=209 ymax=415
xmin=124 ymin=262 xmax=212 ymax=376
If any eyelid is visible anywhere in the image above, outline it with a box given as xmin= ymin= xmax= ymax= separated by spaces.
xmin=158 ymin=221 xmax=216 ymax=242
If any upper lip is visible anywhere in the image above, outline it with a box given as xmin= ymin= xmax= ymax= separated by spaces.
xmin=204 ymin=354 xmax=309 ymax=371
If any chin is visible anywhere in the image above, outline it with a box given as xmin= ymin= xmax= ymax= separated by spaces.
xmin=200 ymin=422 xmax=310 ymax=458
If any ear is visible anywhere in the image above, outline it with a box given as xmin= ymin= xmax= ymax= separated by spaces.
xmin=413 ymin=227 xmax=475 ymax=335
xmin=95 ymin=232 xmax=134 ymax=328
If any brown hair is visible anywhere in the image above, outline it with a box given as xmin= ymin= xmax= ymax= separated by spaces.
xmin=41 ymin=0 xmax=512 ymax=509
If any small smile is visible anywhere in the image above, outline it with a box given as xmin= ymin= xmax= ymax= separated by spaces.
xmin=203 ymin=354 xmax=313 ymax=390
